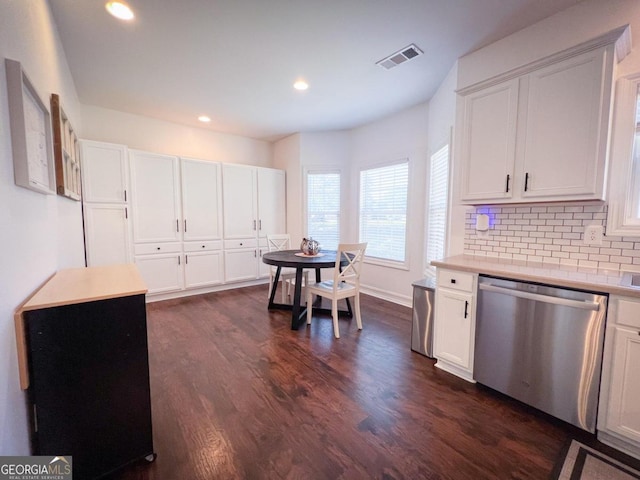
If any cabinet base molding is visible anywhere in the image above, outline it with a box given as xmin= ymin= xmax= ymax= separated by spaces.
xmin=434 ymin=359 xmax=476 ymax=383
xmin=146 ymin=278 xmax=269 ymax=303
xmin=598 ymin=430 xmax=640 ymax=461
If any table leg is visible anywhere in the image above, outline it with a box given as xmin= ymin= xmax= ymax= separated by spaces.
xmin=290 ymin=267 xmax=306 ymax=330
xmin=267 ymin=266 xmax=281 ymax=309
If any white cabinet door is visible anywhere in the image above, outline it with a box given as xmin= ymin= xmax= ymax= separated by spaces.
xmin=181 ymin=159 xmax=222 ymax=242
xmin=135 ymin=253 xmax=183 ymax=294
xmin=184 ymin=251 xmax=223 ymax=288
xmin=459 ymin=79 xmax=519 ymax=202
xmin=84 ymin=204 xmax=131 ymax=266
xmin=605 ymin=326 xmax=640 ymax=443
xmin=257 ymin=168 xmax=286 ymax=238
xmin=224 ymin=249 xmax=258 ymax=282
xmin=434 ymin=289 xmax=475 ymax=372
xmin=130 ymin=151 xmax=181 ymax=243
xmin=80 ymin=141 xmax=128 ymax=204
xmin=222 ymin=164 xmax=257 ymax=239
xmin=520 ymin=48 xmax=610 ymax=199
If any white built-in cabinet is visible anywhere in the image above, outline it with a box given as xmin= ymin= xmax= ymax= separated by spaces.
xmin=598 ymin=295 xmax=640 ymax=460
xmin=459 ymin=38 xmax=621 ymax=204
xmin=433 ymin=268 xmax=477 ymax=382
xmin=129 ymin=151 xmax=224 ymax=294
xmin=81 ymin=142 xmax=286 ymax=298
xmin=80 ymin=141 xmax=132 ymax=266
xmin=222 ymin=164 xmax=286 ymax=283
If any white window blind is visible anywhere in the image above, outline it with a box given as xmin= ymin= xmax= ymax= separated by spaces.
xmin=306 ymin=171 xmax=340 ymax=250
xmin=425 ymin=145 xmax=450 ymax=275
xmin=359 ymin=161 xmax=409 ymax=263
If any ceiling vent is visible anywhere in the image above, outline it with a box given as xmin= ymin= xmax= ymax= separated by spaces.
xmin=376 ymin=44 xmax=423 ymax=70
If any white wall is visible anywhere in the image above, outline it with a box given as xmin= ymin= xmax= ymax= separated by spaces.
xmin=273 ymin=134 xmax=302 ymax=239
xmin=457 ymin=0 xmax=640 ymax=90
xmin=82 ymin=105 xmax=272 ymax=166
xmin=0 ymin=1 xmax=85 ymax=454
xmin=350 ymin=102 xmax=429 ymax=304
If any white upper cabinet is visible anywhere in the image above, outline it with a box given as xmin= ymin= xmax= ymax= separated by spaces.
xmin=257 ymin=168 xmax=286 ymax=238
xmin=520 ymin=49 xmax=610 ymax=199
xmin=458 ymin=28 xmax=630 ymax=205
xmin=222 ymin=164 xmax=257 ymax=239
xmin=459 ymin=79 xmax=519 ymax=201
xmin=130 ymin=150 xmax=181 ymax=243
xmin=81 ymin=140 xmax=128 ymax=204
xmin=181 ymin=158 xmax=223 ymax=242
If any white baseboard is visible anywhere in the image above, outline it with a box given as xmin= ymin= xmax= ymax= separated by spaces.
xmin=360 ymin=284 xmax=411 ymax=308
xmin=146 ymin=278 xmax=269 ymax=303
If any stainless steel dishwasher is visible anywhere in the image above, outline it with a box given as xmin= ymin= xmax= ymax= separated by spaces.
xmin=475 ymin=275 xmax=608 ymax=432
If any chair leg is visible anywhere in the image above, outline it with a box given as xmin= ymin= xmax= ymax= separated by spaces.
xmin=332 ymin=299 xmax=340 ymax=338
xmin=354 ymin=294 xmax=363 ymax=330
xmin=306 ymin=289 xmax=313 ymax=325
xmin=268 ymin=276 xmax=274 ymax=299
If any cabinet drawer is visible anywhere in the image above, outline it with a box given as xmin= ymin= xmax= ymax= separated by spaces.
xmin=615 ymin=297 xmax=640 ymax=329
xmin=184 ymin=241 xmax=222 ymax=252
xmin=224 ymin=238 xmax=258 ymax=249
xmin=134 ymin=242 xmax=181 ymax=255
xmin=437 ymin=269 xmax=475 ymax=293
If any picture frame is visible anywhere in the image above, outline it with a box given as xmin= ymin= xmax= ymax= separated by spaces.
xmin=5 ymin=58 xmax=56 ymax=195
xmin=51 ymin=93 xmax=81 ymax=200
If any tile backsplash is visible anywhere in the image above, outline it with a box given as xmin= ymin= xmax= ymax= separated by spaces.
xmin=464 ymin=202 xmax=640 ymax=272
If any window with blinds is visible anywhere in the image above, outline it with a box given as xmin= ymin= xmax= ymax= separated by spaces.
xmin=359 ymin=160 xmax=409 ymax=263
xmin=425 ymin=144 xmax=450 ymax=275
xmin=306 ymin=171 xmax=340 ymax=250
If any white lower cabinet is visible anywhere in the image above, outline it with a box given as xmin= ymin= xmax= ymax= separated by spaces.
xmin=183 ymin=241 xmax=223 ymax=289
xmin=433 ymin=268 xmax=477 ymax=382
xmin=224 ymin=248 xmax=259 ymax=283
xmin=598 ymin=295 xmax=640 ymax=459
xmin=135 ymin=253 xmax=183 ymax=294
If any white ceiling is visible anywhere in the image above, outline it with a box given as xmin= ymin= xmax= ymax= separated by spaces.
xmin=48 ymin=0 xmax=583 ymax=141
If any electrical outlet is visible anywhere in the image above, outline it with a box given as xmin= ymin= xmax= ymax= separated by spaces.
xmin=584 ymin=225 xmax=603 ymax=245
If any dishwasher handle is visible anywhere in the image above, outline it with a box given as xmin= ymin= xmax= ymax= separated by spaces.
xmin=479 ymin=283 xmax=601 ymax=311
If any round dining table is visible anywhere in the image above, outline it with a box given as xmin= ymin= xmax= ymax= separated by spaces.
xmin=261 ymin=249 xmax=352 ymax=330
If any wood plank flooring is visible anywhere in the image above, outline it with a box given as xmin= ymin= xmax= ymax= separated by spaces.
xmin=112 ymin=284 xmax=600 ymax=480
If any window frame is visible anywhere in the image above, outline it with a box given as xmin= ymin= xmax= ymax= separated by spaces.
xmin=425 ymin=142 xmax=451 ymax=277
xmin=303 ymin=167 xmax=342 ymax=251
xmin=357 ymin=158 xmax=410 ymax=270
xmin=607 ymin=73 xmax=640 ymax=236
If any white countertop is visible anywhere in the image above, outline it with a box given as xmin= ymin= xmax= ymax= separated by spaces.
xmin=432 ymin=255 xmax=640 ymax=297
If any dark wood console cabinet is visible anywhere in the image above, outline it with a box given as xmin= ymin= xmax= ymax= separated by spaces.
xmin=15 ymin=265 xmax=155 ymax=479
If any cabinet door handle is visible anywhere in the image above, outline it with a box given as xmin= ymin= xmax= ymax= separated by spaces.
xmin=259 ymin=219 xmax=262 ymax=230
xmin=124 ymin=190 xmax=127 ymax=202
xmin=464 ymin=300 xmax=469 ymax=319
xmin=254 ymin=249 xmax=257 ymax=258
xmin=176 ymin=219 xmax=179 ymax=232
xmin=505 ymin=174 xmax=510 ymax=193
xmin=125 ymin=207 xmax=128 ymax=219
xmin=524 ymin=172 xmax=529 ymax=192
xmin=451 ymin=279 xmax=456 ymax=284
xmin=185 ymin=255 xmax=188 ymax=265
xmin=253 ymin=220 xmax=257 ymax=230
xmin=178 ymin=255 xmax=181 ymax=265
xmin=184 ymin=219 xmax=187 ymax=232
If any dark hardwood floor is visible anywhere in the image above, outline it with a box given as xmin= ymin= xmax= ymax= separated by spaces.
xmin=112 ymin=284 xmax=597 ymax=480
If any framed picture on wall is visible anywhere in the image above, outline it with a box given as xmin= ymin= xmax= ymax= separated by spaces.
xmin=5 ymin=58 xmax=56 ymax=195
xmin=51 ymin=93 xmax=81 ymax=200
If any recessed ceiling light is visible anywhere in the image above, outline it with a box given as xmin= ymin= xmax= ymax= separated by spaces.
xmin=105 ymin=1 xmax=135 ymax=21
xmin=198 ymin=115 xmax=211 ymax=123
xmin=293 ymin=80 xmax=309 ymax=91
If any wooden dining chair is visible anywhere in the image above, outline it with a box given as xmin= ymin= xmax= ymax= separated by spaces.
xmin=305 ymin=242 xmax=367 ymax=338
xmin=266 ymin=234 xmax=308 ymax=302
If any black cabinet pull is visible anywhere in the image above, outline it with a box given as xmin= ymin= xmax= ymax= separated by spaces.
xmin=185 ymin=255 xmax=188 ymax=265
xmin=524 ymin=172 xmax=529 ymax=192
xmin=464 ymin=301 xmax=469 ymax=319
xmin=505 ymin=174 xmax=510 ymax=193
xmin=176 ymin=219 xmax=179 ymax=232
xmin=124 ymin=190 xmax=127 ymax=202
xmin=178 ymin=255 xmax=181 ymax=265
xmin=184 ymin=219 xmax=187 ymax=232
xmin=451 ymin=279 xmax=456 ymax=284
xmin=125 ymin=207 xmax=128 ymax=219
